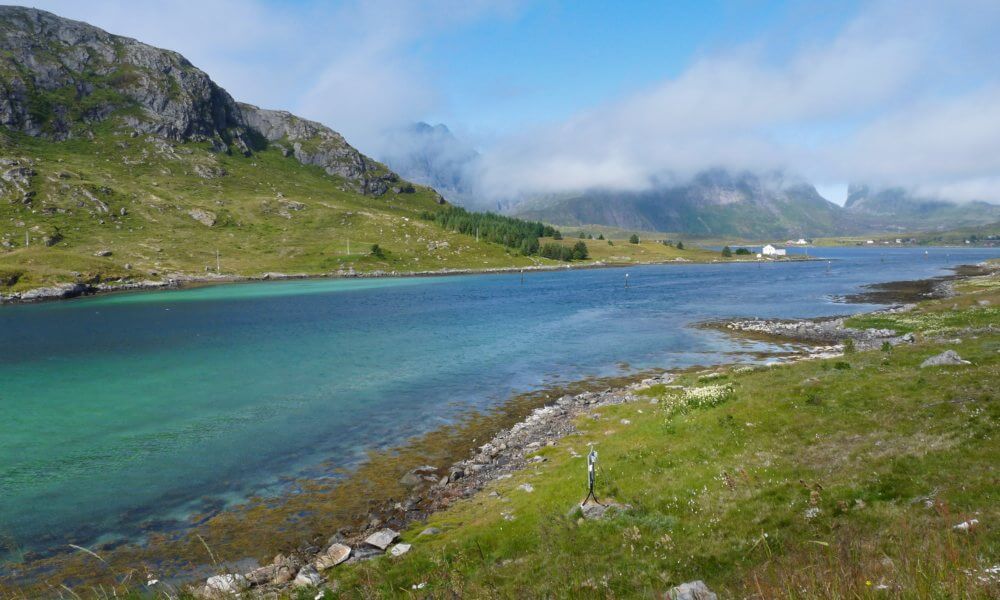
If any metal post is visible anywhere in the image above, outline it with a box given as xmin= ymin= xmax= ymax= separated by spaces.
xmin=584 ymin=445 xmax=602 ymax=505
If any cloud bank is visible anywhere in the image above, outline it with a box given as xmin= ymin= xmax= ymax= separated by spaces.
xmin=472 ymin=0 xmax=1000 ymax=203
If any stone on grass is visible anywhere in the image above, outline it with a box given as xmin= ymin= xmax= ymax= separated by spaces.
xmin=667 ymin=580 xmax=718 ymax=600
xmin=292 ymin=565 xmax=323 ymax=588
xmin=365 ymin=528 xmax=400 ymax=550
xmin=315 ymin=543 xmax=351 ymax=569
xmin=389 ymin=543 xmax=411 ymax=557
xmin=953 ymin=518 xmax=979 ymax=532
xmin=204 ymin=574 xmax=247 ymax=595
xmin=418 ymin=527 xmax=441 ymax=537
xmin=518 ymin=483 xmax=534 ymax=493
xmin=575 ymin=499 xmax=630 ymax=521
xmin=920 ymin=350 xmax=970 ymax=368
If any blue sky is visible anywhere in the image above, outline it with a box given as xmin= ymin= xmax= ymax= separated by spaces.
xmin=26 ymin=0 xmax=1000 ymax=203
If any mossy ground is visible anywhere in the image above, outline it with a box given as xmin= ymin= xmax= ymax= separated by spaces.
xmin=314 ymin=272 xmax=999 ymax=599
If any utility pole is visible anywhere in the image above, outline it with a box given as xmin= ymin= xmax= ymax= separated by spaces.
xmin=25 ymin=231 xmax=29 ymax=247
xmin=216 ymin=249 xmax=220 ymax=272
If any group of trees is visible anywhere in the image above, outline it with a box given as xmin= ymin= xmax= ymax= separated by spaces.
xmin=422 ymin=206 xmax=593 ymax=261
xmin=540 ymin=241 xmax=589 ymax=261
xmin=421 ymin=206 xmax=559 ymax=256
xmin=721 ymin=246 xmax=752 ymax=257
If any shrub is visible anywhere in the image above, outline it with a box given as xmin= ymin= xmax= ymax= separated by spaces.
xmin=629 ymin=234 xmax=640 ymax=244
xmin=597 ymin=234 xmax=605 ymax=240
xmin=881 ymin=341 xmax=893 ymax=352
xmin=843 ymin=338 xmax=856 ymax=353
xmin=834 ymin=361 xmax=851 ymax=370
xmin=578 ymin=231 xmax=586 ymax=239
xmin=722 ymin=245 xmax=733 ymax=257
xmin=676 ymin=241 xmax=684 ymax=250
xmin=552 ymin=231 xmax=563 ymax=240
xmin=735 ymin=247 xmax=751 ymax=255
xmin=572 ymin=241 xmax=589 ymax=260
xmin=370 ymin=244 xmax=385 ymax=258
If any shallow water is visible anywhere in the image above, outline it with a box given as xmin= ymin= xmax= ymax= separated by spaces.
xmin=0 ymin=246 xmax=995 ymax=559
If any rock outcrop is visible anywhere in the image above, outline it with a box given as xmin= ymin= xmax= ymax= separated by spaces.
xmin=240 ymin=103 xmax=398 ymax=195
xmin=0 ymin=6 xmax=404 ymax=196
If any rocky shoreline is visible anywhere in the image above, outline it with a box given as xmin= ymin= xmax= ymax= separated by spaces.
xmin=191 ymin=374 xmax=676 ymax=597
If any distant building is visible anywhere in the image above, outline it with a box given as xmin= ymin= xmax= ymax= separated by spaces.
xmin=762 ymin=244 xmax=786 ymax=256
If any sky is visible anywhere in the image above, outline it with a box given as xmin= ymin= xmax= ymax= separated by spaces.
xmin=26 ymin=0 xmax=1000 ymax=204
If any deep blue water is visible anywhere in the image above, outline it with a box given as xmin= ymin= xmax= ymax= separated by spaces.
xmin=0 ymin=246 xmax=995 ymax=559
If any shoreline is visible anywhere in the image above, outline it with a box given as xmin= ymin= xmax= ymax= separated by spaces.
xmin=0 ymin=254 xmax=816 ymax=305
xmin=2 ymin=260 xmax=995 ymax=596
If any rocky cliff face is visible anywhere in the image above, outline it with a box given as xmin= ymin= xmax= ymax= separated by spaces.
xmin=239 ymin=103 xmax=398 ymax=196
xmin=0 ymin=6 xmax=397 ymax=195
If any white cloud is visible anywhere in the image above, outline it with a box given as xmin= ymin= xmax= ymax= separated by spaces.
xmin=472 ymin=0 xmax=1000 ymax=204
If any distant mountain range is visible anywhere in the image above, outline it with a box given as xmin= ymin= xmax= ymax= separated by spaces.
xmin=515 ymin=176 xmax=1000 ymax=239
xmin=513 ymin=171 xmax=848 ymax=239
xmin=842 ymin=185 xmax=1000 ymax=231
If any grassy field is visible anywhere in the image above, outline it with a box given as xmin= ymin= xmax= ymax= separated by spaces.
xmin=315 ymin=269 xmax=999 ymax=598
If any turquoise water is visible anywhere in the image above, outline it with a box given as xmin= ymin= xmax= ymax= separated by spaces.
xmin=0 ymin=247 xmax=995 ymax=560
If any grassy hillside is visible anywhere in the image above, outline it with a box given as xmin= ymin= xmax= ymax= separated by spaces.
xmin=0 ymin=127 xmax=553 ymax=293
xmin=325 ymin=269 xmax=999 ymax=598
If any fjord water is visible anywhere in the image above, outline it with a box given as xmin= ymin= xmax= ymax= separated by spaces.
xmin=0 ymin=247 xmax=995 ymax=558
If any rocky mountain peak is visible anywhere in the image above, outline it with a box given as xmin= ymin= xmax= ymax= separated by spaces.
xmin=0 ymin=6 xmax=400 ymax=195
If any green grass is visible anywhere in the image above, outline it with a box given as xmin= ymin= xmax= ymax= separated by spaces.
xmin=0 ymin=129 xmax=550 ymax=292
xmin=318 ymin=275 xmax=1000 ymax=598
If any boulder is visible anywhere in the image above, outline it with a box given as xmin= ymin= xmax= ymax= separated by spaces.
xmin=418 ymin=527 xmax=441 ymax=537
xmin=364 ymin=528 xmax=399 ymax=551
xmin=667 ymin=580 xmax=717 ymax=600
xmin=203 ymin=574 xmax=247 ymax=596
xmin=292 ymin=565 xmax=323 ymax=588
xmin=389 ymin=543 xmax=411 ymax=557
xmin=188 ymin=208 xmax=217 ymax=227
xmin=315 ymin=543 xmax=351 ymax=569
xmin=920 ymin=350 xmax=970 ymax=368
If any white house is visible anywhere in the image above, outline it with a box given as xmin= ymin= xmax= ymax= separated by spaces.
xmin=762 ymin=244 xmax=786 ymax=257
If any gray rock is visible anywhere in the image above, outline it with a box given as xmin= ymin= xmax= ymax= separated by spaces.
xmin=389 ymin=543 xmax=411 ymax=557
xmin=94 ymin=249 xmax=112 ymax=257
xmin=187 ymin=208 xmax=217 ymax=227
xmin=920 ymin=350 xmax=970 ymax=368
xmin=203 ymin=574 xmax=247 ymax=596
xmin=668 ymin=580 xmax=717 ymax=600
xmin=364 ymin=528 xmax=399 ymax=551
xmin=315 ymin=543 xmax=351 ymax=570
xmin=292 ymin=565 xmax=323 ymax=588
xmin=418 ymin=527 xmax=441 ymax=537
